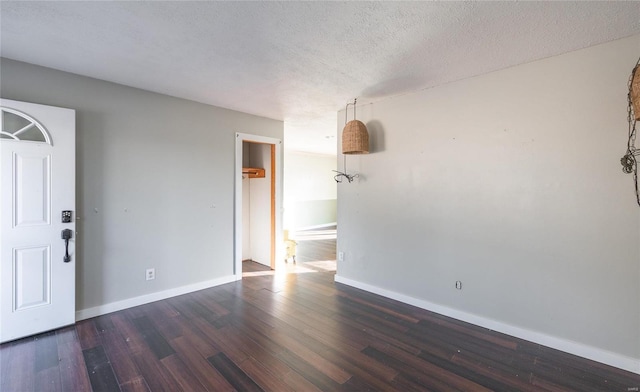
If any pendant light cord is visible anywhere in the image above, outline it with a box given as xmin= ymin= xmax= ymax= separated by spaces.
xmin=334 ymin=154 xmax=359 ymax=183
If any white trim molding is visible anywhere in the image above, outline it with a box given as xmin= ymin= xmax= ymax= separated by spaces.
xmin=75 ymin=275 xmax=236 ymax=321
xmin=234 ymin=133 xmax=283 ymax=280
xmin=334 ymin=275 xmax=640 ymax=375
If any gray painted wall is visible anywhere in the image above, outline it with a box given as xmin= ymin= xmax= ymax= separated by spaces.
xmin=1 ymin=58 xmax=283 ymax=311
xmin=336 ymin=35 xmax=640 ymax=362
xmin=289 ymin=199 xmax=337 ymax=229
xmin=284 ymin=151 xmax=337 ymax=229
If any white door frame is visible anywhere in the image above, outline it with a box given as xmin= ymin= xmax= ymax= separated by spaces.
xmin=234 ymin=133 xmax=282 ymax=279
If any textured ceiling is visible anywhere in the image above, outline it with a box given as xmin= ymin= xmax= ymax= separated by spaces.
xmin=1 ymin=2 xmax=639 ymax=155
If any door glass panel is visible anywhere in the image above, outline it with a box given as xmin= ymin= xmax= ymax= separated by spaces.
xmin=3 ymin=111 xmax=31 ymax=131
xmin=1 ymin=109 xmax=49 ymax=143
xmin=17 ymin=126 xmax=46 ymax=142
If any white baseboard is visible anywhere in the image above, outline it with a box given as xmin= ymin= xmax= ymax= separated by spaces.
xmin=334 ymin=275 xmax=640 ymax=375
xmin=75 ymin=275 xmax=237 ymax=321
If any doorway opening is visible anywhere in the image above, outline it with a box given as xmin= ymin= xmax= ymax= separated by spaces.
xmin=234 ymin=133 xmax=282 ymax=279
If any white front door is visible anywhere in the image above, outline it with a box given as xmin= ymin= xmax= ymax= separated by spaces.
xmin=0 ymin=99 xmax=76 ymax=343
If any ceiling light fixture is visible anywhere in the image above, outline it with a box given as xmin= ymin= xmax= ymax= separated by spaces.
xmin=334 ymin=98 xmax=369 ymax=183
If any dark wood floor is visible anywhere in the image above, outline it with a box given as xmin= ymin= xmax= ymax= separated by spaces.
xmin=295 ymin=239 xmax=336 ymax=263
xmin=2 ymin=264 xmax=640 ymax=391
xmin=292 ymin=226 xmax=337 ymax=264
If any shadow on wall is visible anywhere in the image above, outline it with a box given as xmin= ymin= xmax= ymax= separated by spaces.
xmin=362 ymin=76 xmax=430 ymax=99
xmin=366 ymin=120 xmax=385 ymax=153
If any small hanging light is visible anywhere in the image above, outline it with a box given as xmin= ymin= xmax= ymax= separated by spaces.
xmin=333 ymin=98 xmax=369 ymax=183
xmin=342 ymin=98 xmax=369 ymax=154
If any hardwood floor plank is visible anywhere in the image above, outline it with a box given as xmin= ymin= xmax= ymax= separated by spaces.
xmin=57 ymin=333 xmax=93 ymax=392
xmin=363 ymin=344 xmax=491 ymax=392
xmin=119 ymin=377 xmax=151 ymax=392
xmin=94 ymin=314 xmax=116 ymax=333
xmin=183 ymin=325 xmax=223 ymax=359
xmin=337 ymin=290 xmax=421 ymax=323
xmin=450 ymin=351 xmax=541 ymax=392
xmin=281 ymin=368 xmax=325 ymax=392
xmin=99 ymin=328 xmax=141 ymax=386
xmin=109 ymin=313 xmax=146 ymax=354
xmin=77 ymin=319 xmax=100 ymax=350
xmin=295 ymin=238 xmax=336 ymax=263
xmin=131 ymin=315 xmax=176 ymax=360
xmin=3 ymin=337 xmax=36 ymax=392
xmin=235 ymin=310 xmax=353 ymax=384
xmin=170 ymin=336 xmax=235 ymax=392
xmin=391 ymin=373 xmax=445 ymax=392
xmin=529 ymin=356 xmax=615 ymax=392
xmin=0 ymin=341 xmax=12 ymax=391
xmin=131 ymin=350 xmax=182 ymax=392
xmin=140 ymin=301 xmax=184 ymax=341
xmin=207 ymin=352 xmax=264 ymax=392
xmin=238 ymin=356 xmax=297 ymax=392
xmin=533 ymin=348 xmax=639 ymax=391
xmin=335 ymin=375 xmax=385 ymax=392
xmin=217 ymin=323 xmax=293 ymax=377
xmin=276 ymin=349 xmax=344 ymax=392
xmin=55 ymin=325 xmax=78 ymax=344
xmin=331 ymin=312 xmax=426 ymax=356
xmin=34 ymin=331 xmax=60 ymax=372
xmin=34 ymin=366 xmax=62 ymax=392
xmin=82 ymin=345 xmax=121 ymax=392
xmin=193 ymin=290 xmax=232 ymax=317
xmin=160 ymin=353 xmax=208 ymax=392
xmin=417 ymin=314 xmax=518 ymax=350
xmin=310 ymin=346 xmax=402 ymax=391
xmin=195 ymin=322 xmax=250 ymax=363
xmin=355 ymin=321 xmax=423 ymax=355
xmin=228 ymin=317 xmax=286 ymax=356
xmin=417 ymin=349 xmax=519 ymax=391
xmin=247 ymin=291 xmax=372 ymax=352
xmin=125 ymin=305 xmax=146 ymax=319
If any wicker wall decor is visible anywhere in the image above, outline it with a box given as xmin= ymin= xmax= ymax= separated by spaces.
xmin=342 ymin=120 xmax=369 ymax=154
xmin=342 ymin=99 xmax=369 ymax=154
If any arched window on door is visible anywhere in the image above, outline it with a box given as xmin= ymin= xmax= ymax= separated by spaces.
xmin=1 ymin=107 xmax=52 ymax=144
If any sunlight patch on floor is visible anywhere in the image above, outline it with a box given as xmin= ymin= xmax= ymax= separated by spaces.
xmin=242 ymin=260 xmax=336 ymax=278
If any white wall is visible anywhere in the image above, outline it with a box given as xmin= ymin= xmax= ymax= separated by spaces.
xmin=248 ymin=143 xmax=272 ymax=266
xmin=0 ymin=58 xmax=283 ymax=313
xmin=336 ymin=35 xmax=640 ymax=372
xmin=242 ymin=176 xmax=251 ymax=260
xmin=283 ymin=151 xmax=337 ymax=230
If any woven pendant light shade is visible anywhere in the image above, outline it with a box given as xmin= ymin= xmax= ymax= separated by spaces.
xmin=342 ymin=120 xmax=369 ymax=154
xmin=632 ymin=65 xmax=640 ymax=120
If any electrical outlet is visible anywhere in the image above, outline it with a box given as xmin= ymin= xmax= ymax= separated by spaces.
xmin=338 ymin=252 xmax=344 ymax=261
xmin=146 ymin=268 xmax=155 ymax=281
xmin=455 ymin=280 xmax=462 ymax=290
